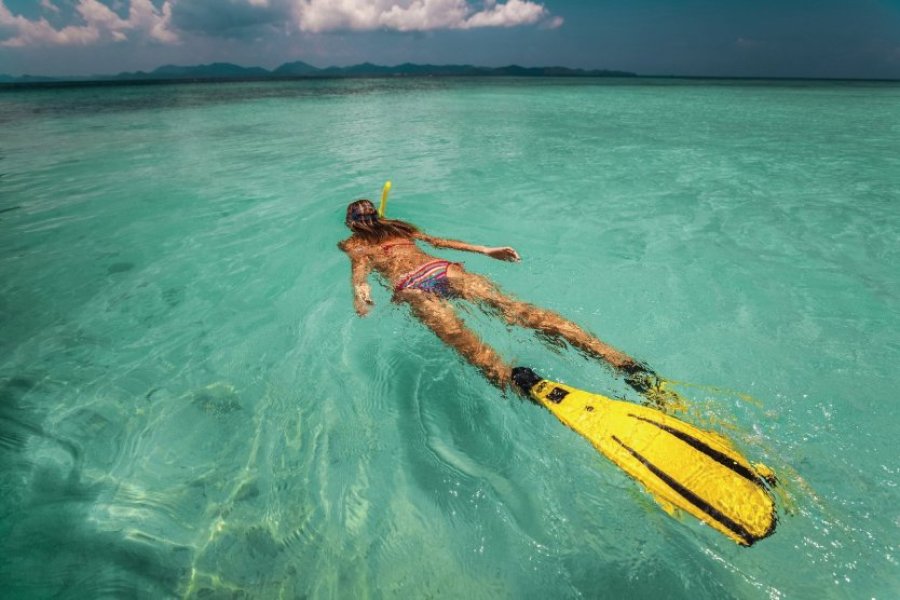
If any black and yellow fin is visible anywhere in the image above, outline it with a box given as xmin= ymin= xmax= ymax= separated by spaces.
xmin=512 ymin=367 xmax=777 ymax=546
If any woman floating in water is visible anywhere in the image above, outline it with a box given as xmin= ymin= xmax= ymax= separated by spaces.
xmin=339 ymin=199 xmax=661 ymax=395
xmin=338 ymin=199 xmax=778 ymax=546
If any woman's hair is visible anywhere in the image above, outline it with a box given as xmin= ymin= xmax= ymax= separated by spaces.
xmin=345 ymin=199 xmax=418 ymax=243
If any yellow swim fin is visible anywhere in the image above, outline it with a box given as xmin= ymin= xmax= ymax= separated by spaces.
xmin=511 ymin=367 xmax=777 ymax=546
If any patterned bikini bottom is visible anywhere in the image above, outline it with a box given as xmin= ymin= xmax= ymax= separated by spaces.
xmin=394 ymin=260 xmax=460 ymax=298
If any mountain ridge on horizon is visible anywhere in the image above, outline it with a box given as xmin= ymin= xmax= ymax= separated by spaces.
xmin=0 ymin=60 xmax=637 ymax=84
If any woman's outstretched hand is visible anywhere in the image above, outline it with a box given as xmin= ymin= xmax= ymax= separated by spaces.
xmin=354 ymin=283 xmax=374 ymax=316
xmin=485 ymin=246 xmax=520 ymax=262
xmin=354 ymin=298 xmax=373 ymax=317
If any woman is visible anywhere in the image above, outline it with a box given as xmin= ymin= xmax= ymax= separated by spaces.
xmin=339 ymin=199 xmax=658 ymax=393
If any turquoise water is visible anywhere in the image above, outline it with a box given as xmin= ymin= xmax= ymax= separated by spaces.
xmin=1 ymin=78 xmax=898 ymax=598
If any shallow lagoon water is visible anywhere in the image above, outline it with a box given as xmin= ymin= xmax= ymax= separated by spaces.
xmin=1 ymin=78 xmax=898 ymax=598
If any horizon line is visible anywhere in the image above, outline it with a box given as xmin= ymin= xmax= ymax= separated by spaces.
xmin=1 ymin=60 xmax=897 ymax=84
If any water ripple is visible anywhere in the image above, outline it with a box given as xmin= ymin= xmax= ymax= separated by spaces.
xmin=2 ymin=78 xmax=899 ymax=598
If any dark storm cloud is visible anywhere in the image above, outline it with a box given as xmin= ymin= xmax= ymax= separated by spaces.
xmin=169 ymin=0 xmax=288 ymax=38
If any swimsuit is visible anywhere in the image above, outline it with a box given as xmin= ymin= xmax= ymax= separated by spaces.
xmin=394 ymin=260 xmax=457 ymax=298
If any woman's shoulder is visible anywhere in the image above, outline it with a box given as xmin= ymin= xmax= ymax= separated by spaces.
xmin=338 ymin=236 xmax=370 ymax=254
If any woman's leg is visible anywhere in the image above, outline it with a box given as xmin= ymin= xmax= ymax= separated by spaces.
xmin=449 ymin=269 xmax=638 ymax=371
xmin=399 ymin=290 xmax=512 ymax=389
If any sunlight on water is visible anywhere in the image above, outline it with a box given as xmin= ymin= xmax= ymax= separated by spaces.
xmin=1 ymin=78 xmax=898 ymax=598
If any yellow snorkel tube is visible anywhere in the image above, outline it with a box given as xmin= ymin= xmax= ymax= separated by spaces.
xmin=378 ymin=181 xmax=392 ymax=218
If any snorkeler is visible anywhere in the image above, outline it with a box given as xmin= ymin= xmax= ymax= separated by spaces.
xmin=339 ymin=199 xmax=661 ymax=394
xmin=338 ymin=198 xmax=776 ymax=545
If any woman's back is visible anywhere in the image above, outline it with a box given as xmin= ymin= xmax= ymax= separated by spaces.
xmin=341 ymin=234 xmax=442 ymax=287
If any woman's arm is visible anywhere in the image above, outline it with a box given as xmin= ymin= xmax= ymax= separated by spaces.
xmin=415 ymin=232 xmax=520 ymax=262
xmin=340 ymin=242 xmax=375 ymax=316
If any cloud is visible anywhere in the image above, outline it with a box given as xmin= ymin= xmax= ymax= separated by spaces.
xmin=0 ymin=0 xmax=177 ymax=47
xmin=1 ymin=0 xmax=559 ymax=48
xmin=459 ymin=0 xmax=549 ymax=29
xmin=40 ymin=0 xmax=60 ymax=14
xmin=542 ymin=15 xmax=563 ymax=29
xmin=292 ymin=0 xmax=555 ymax=33
xmin=170 ymin=0 xmax=285 ymax=38
xmin=170 ymin=0 xmax=558 ymax=36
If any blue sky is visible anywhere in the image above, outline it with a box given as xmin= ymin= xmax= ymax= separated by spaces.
xmin=1 ymin=0 xmax=899 ymax=78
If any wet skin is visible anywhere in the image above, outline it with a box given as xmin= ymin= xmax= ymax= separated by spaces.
xmin=340 ymin=231 xmax=638 ymax=390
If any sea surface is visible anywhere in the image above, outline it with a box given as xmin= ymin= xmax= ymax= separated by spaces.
xmin=1 ymin=77 xmax=898 ymax=599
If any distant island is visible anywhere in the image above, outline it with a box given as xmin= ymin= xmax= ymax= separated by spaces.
xmin=0 ymin=61 xmax=636 ymax=86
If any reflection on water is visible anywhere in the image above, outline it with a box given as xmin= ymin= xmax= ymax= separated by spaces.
xmin=1 ymin=78 xmax=898 ymax=598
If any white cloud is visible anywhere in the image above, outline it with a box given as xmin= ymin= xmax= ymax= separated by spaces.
xmin=40 ymin=0 xmax=60 ymax=14
xmin=0 ymin=0 xmax=177 ymax=47
xmin=1 ymin=0 xmax=559 ymax=48
xmin=543 ymin=15 xmax=563 ymax=29
xmin=460 ymin=0 xmax=547 ymax=29
xmin=130 ymin=0 xmax=178 ymax=43
xmin=292 ymin=0 xmax=556 ymax=33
